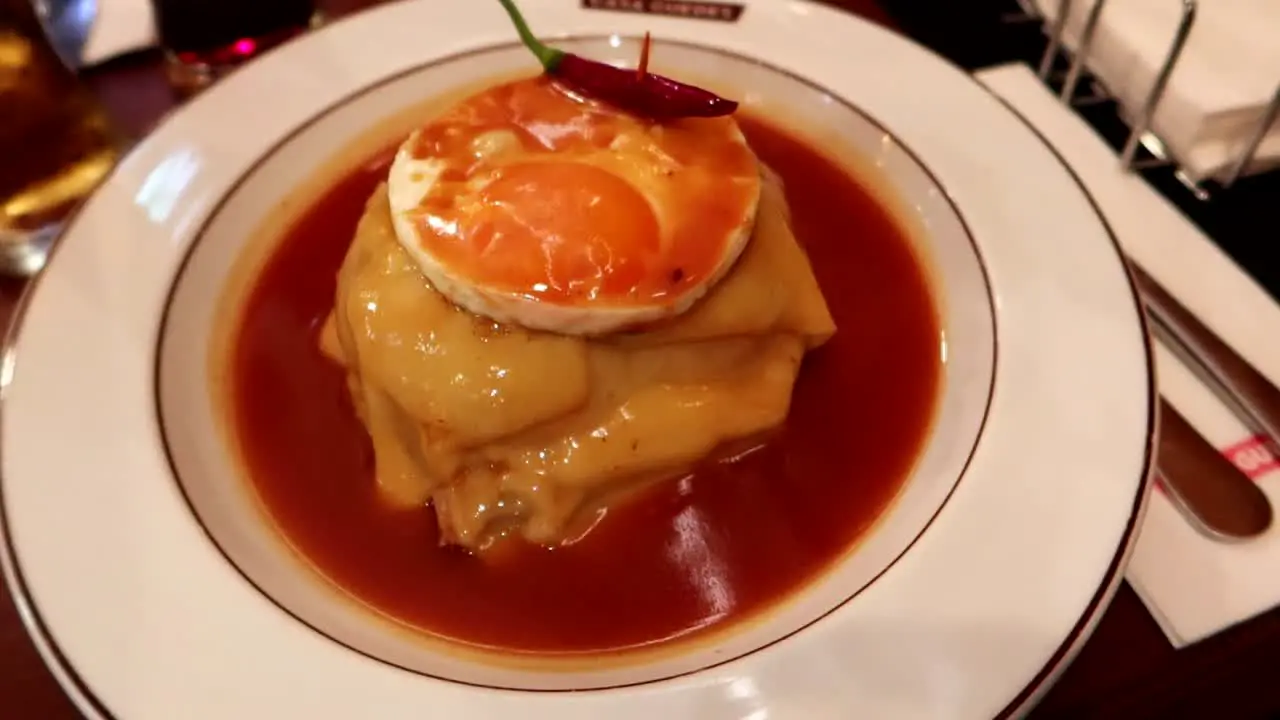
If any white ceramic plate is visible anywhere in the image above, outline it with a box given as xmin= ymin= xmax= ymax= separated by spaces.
xmin=0 ymin=1 xmax=1155 ymax=718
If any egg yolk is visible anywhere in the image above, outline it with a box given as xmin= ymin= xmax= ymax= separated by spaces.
xmin=427 ymin=162 xmax=660 ymax=300
xmin=407 ymin=77 xmax=759 ymax=305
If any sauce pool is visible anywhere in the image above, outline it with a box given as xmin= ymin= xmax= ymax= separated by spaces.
xmin=231 ymin=114 xmax=941 ymax=653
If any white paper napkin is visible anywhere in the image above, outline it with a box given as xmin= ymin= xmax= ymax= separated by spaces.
xmin=1032 ymin=0 xmax=1280 ymax=183
xmin=977 ymin=62 xmax=1280 ymax=648
xmin=82 ymin=0 xmax=157 ymax=66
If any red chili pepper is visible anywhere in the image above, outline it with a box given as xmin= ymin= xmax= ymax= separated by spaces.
xmin=495 ymin=0 xmax=738 ymax=120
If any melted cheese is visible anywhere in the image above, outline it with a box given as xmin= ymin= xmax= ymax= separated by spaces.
xmin=321 ymin=168 xmax=834 ymax=550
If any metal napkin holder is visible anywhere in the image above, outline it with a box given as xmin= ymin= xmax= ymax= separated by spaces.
xmin=1010 ymin=0 xmax=1280 ymax=199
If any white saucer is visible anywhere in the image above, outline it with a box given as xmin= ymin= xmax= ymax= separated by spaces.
xmin=0 ymin=1 xmax=1154 ymax=717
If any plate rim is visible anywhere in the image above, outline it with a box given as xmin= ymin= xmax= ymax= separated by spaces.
xmin=0 ymin=1 xmax=1157 ymax=718
xmin=983 ymin=86 xmax=1159 ymax=717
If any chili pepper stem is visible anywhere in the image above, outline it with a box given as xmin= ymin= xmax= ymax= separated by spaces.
xmin=496 ymin=0 xmax=563 ymax=70
xmin=637 ymin=32 xmax=651 ymax=80
xmin=492 ymin=0 xmax=738 ymax=119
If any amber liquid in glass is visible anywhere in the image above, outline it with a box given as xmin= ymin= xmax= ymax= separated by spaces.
xmin=0 ymin=0 xmax=119 ymax=268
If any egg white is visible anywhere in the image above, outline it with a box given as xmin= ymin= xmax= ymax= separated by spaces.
xmin=386 ymin=125 xmax=759 ymax=336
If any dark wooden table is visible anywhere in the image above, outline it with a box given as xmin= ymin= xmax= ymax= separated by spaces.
xmin=3 ymin=1 xmax=1279 ymax=718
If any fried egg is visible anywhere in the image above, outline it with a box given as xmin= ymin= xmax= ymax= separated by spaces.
xmin=386 ymin=76 xmax=762 ymax=335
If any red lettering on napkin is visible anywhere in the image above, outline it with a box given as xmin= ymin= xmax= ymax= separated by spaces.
xmin=1154 ymin=434 xmax=1277 ymax=496
xmin=1222 ymin=435 xmax=1280 ymax=480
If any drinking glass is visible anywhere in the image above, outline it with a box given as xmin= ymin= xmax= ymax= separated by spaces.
xmin=0 ymin=0 xmax=121 ymax=275
xmin=151 ymin=0 xmax=319 ymax=96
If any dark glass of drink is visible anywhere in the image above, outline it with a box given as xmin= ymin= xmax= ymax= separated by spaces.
xmin=151 ymin=0 xmax=319 ymax=95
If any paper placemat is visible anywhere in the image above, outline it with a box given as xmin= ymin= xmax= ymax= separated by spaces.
xmin=83 ymin=0 xmax=157 ymax=66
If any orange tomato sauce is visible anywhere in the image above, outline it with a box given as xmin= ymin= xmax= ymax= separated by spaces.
xmin=230 ymin=113 xmax=941 ymax=653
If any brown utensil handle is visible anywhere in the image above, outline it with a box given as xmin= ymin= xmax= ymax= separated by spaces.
xmin=1157 ymin=398 xmax=1273 ymax=541
xmin=1132 ymin=263 xmax=1280 ymax=448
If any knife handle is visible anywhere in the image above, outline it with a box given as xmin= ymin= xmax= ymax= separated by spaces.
xmin=1132 ymin=263 xmax=1280 ymax=449
xmin=1157 ymin=398 xmax=1273 ymax=541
